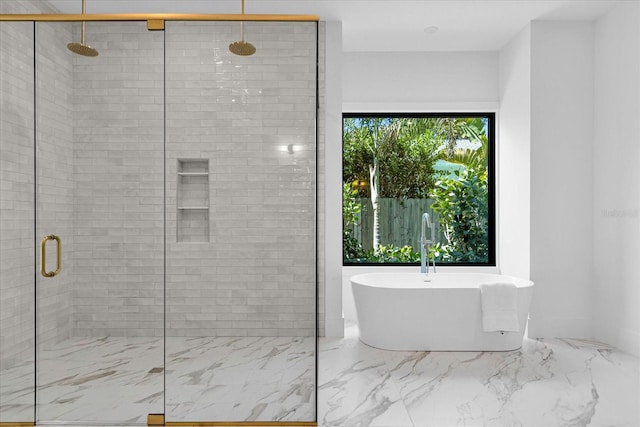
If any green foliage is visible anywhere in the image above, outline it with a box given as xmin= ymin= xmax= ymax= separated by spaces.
xmin=429 ymin=167 xmax=489 ymax=263
xmin=366 ymin=244 xmax=421 ymax=263
xmin=343 ymin=118 xmax=377 ymax=192
xmin=444 ymin=135 xmax=489 ymax=171
xmin=344 ymin=230 xmax=364 ymax=261
xmin=343 ymin=118 xmax=441 ymax=199
xmin=343 ymin=183 xmax=365 ymax=260
xmin=345 ymin=244 xmax=421 ymax=264
xmin=434 ymin=117 xmax=486 ymax=158
xmin=342 ymin=182 xmax=361 ymax=227
xmin=430 ymin=117 xmax=489 ymax=263
xmin=378 ymin=131 xmax=440 ymax=199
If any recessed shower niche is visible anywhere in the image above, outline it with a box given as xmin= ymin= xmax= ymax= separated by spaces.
xmin=177 ymin=159 xmax=210 ymax=242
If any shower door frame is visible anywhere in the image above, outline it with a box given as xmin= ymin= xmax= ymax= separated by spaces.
xmin=0 ymin=13 xmax=319 ymax=24
xmin=0 ymin=11 xmax=320 ymax=427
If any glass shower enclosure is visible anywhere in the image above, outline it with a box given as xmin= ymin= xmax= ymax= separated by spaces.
xmin=0 ymin=9 xmax=318 ymax=426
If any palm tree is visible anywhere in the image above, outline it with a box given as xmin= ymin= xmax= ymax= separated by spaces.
xmin=435 ymin=117 xmax=487 ymax=168
xmin=434 ymin=117 xmax=485 ymax=158
xmin=446 ymin=133 xmax=488 ymax=170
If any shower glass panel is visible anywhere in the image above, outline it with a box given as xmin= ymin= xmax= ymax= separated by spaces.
xmin=1 ymin=13 xmax=317 ymax=425
xmin=34 ymin=21 xmax=165 ymax=424
xmin=164 ymin=20 xmax=318 ymax=423
xmin=0 ymin=20 xmax=36 ymax=424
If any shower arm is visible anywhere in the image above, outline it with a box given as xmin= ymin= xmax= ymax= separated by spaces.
xmin=81 ymin=0 xmax=86 ymax=44
xmin=240 ymin=0 xmax=246 ymax=41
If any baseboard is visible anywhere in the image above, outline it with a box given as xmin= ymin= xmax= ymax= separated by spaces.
xmin=527 ymin=315 xmax=591 ymax=338
xmin=619 ymin=327 xmax=640 ymax=357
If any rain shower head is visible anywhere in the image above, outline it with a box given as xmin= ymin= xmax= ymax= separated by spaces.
xmin=67 ymin=41 xmax=99 ymax=57
xmin=229 ymin=40 xmax=256 ymax=56
xmin=229 ymin=0 xmax=255 ymax=56
xmin=68 ymin=0 xmax=99 ymax=57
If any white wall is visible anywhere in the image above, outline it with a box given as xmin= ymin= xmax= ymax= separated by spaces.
xmin=323 ymin=21 xmax=344 ymax=337
xmin=528 ymin=21 xmax=595 ymax=338
xmin=498 ymin=26 xmax=531 ymax=280
xmin=494 ymin=6 xmax=639 ymax=350
xmin=593 ymin=2 xmax=640 ymax=356
xmin=343 ymin=51 xmax=499 ymax=110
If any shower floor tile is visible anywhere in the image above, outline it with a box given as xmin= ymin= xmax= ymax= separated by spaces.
xmin=164 ymin=336 xmax=315 ymax=422
xmin=0 ymin=336 xmax=315 ymax=424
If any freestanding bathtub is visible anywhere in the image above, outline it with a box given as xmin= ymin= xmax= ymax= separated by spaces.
xmin=350 ymin=273 xmax=534 ymax=351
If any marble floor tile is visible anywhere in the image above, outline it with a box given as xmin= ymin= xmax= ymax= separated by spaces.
xmin=0 ymin=336 xmax=315 ymax=424
xmin=2 ymin=328 xmax=638 ymax=427
xmin=317 ymin=325 xmax=640 ymax=427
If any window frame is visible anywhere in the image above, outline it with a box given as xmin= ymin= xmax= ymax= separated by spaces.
xmin=342 ymin=111 xmax=496 ymax=267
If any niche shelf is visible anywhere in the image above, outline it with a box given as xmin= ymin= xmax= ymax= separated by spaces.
xmin=177 ymin=159 xmax=209 ymax=243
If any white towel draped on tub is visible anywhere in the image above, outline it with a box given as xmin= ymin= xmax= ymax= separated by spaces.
xmin=479 ymin=283 xmax=519 ymax=332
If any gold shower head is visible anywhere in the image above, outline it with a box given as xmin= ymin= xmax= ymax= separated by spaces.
xmin=229 ymin=40 xmax=256 ymax=56
xmin=229 ymin=0 xmax=255 ymax=56
xmin=68 ymin=0 xmax=99 ymax=57
xmin=67 ymin=42 xmax=99 ymax=57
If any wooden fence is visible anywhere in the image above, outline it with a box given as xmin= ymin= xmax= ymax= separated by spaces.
xmin=348 ymin=198 xmax=442 ymax=253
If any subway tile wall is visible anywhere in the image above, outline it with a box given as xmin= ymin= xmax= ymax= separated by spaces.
xmin=165 ymin=21 xmax=318 ymax=337
xmin=71 ymin=22 xmax=166 ymax=337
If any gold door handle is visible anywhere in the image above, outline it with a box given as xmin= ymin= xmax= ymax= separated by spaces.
xmin=41 ymin=234 xmax=61 ymax=278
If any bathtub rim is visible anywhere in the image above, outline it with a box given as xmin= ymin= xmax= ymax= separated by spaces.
xmin=350 ymin=272 xmax=534 ymax=290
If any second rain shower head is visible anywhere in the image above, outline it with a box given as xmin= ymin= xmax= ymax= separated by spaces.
xmin=229 ymin=36 xmax=256 ymax=56
xmin=229 ymin=0 xmax=256 ymax=56
xmin=68 ymin=0 xmax=99 ymax=57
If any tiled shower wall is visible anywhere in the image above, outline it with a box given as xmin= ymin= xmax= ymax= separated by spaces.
xmin=71 ymin=22 xmax=165 ymax=337
xmin=70 ymin=21 xmax=321 ymax=337
xmin=164 ymin=21 xmax=317 ymax=337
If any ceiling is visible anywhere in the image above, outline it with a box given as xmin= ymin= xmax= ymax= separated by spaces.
xmin=45 ymin=0 xmax=624 ymax=52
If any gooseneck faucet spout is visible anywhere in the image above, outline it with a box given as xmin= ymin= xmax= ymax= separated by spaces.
xmin=420 ymin=213 xmax=436 ymax=274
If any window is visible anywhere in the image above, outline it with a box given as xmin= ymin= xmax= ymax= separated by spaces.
xmin=342 ymin=113 xmax=495 ymax=266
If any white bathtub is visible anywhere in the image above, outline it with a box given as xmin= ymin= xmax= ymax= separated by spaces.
xmin=350 ymin=273 xmax=534 ymax=351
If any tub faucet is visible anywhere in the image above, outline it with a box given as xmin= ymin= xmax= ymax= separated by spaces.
xmin=420 ymin=213 xmax=436 ymax=274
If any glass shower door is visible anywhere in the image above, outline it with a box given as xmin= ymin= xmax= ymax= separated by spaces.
xmin=34 ymin=21 xmax=165 ymax=424
xmin=0 ymin=20 xmax=36 ymax=425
